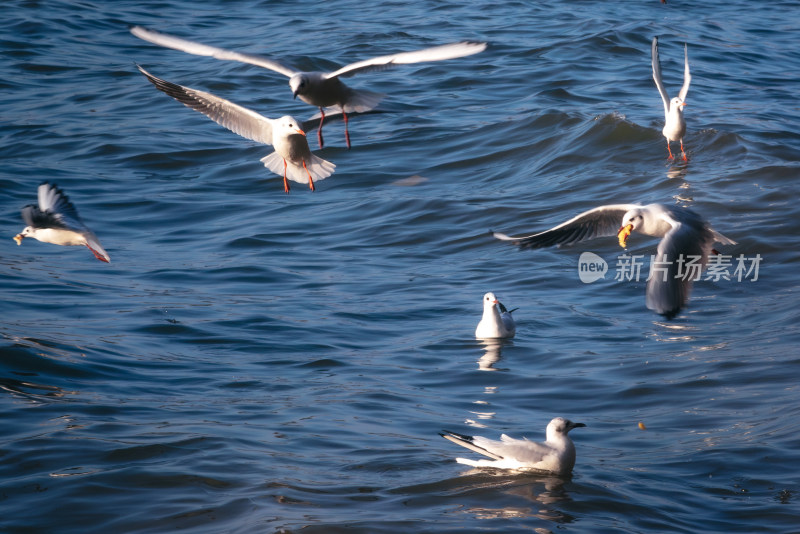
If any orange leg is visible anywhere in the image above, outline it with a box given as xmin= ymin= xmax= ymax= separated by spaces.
xmin=680 ymin=139 xmax=687 ymax=161
xmin=282 ymin=159 xmax=290 ymax=194
xmin=317 ymin=107 xmax=325 ymax=149
xmin=302 ymin=160 xmax=315 ymax=191
xmin=666 ymin=140 xmax=674 ymax=160
xmin=343 ymin=109 xmax=351 ymax=149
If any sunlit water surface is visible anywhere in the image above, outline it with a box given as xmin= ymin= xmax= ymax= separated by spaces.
xmin=1 ymin=1 xmax=799 ymax=532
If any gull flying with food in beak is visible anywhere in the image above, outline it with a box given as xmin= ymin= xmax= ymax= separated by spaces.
xmin=493 ymin=203 xmax=735 ymax=318
xmin=14 ymin=182 xmax=110 ymax=263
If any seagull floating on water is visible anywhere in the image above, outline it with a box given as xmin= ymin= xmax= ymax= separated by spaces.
xmin=137 ymin=65 xmax=334 ymax=193
xmin=475 ymin=292 xmax=517 ymax=339
xmin=652 ymin=36 xmax=691 ymax=161
xmin=131 ymin=26 xmax=486 ymax=149
xmin=440 ymin=417 xmax=586 ymax=475
xmin=14 ymin=182 xmax=110 ymax=262
xmin=493 ymin=203 xmax=735 ymax=318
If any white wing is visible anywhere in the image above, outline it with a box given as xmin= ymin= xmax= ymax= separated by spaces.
xmin=493 ymin=204 xmax=640 ymax=249
xmin=325 ymin=41 xmax=486 ymax=79
xmin=651 ymin=37 xmax=670 ymax=119
xmin=131 ymin=26 xmax=298 ymax=78
xmin=678 ymin=43 xmax=691 ymax=102
xmin=477 ymin=434 xmax=552 ymax=464
xmin=137 ymin=65 xmax=274 ymax=146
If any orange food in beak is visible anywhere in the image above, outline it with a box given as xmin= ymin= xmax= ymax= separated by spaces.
xmin=13 ymin=234 xmax=23 ymax=245
xmin=617 ymin=224 xmax=633 ymax=248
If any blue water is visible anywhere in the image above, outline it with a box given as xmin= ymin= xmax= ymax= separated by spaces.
xmin=2 ymin=1 xmax=799 ymax=532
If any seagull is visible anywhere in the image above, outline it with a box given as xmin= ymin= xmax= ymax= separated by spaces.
xmin=493 ymin=203 xmax=736 ymax=318
xmin=440 ymin=417 xmax=586 ymax=475
xmin=652 ymin=37 xmax=691 ymax=161
xmin=14 ymin=182 xmax=110 ymax=262
xmin=131 ymin=26 xmax=487 ymax=149
xmin=137 ymin=65 xmax=334 ymax=193
xmin=475 ymin=292 xmax=517 ymax=339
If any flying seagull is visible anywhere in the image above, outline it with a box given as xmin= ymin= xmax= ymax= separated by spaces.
xmin=131 ymin=26 xmax=486 ymax=149
xmin=137 ymin=65 xmax=334 ymax=193
xmin=493 ymin=203 xmax=735 ymax=318
xmin=14 ymin=182 xmax=110 ymax=262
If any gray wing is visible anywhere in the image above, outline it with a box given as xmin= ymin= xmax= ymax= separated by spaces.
xmin=325 ymin=41 xmax=486 ymax=79
xmin=646 ymin=220 xmax=705 ymax=318
xmin=652 ymin=37 xmax=670 ymax=119
xmin=131 ymin=26 xmax=297 ymax=78
xmin=493 ymin=204 xmax=639 ymax=249
xmin=24 ymin=183 xmax=84 ymax=230
xmin=440 ymin=431 xmax=504 ymax=461
xmin=137 ymin=65 xmax=274 ymax=146
xmin=483 ymin=434 xmax=552 ymax=463
xmin=678 ymin=43 xmax=691 ymax=102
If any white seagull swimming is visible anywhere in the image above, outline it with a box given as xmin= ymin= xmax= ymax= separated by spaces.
xmin=14 ymin=182 xmax=110 ymax=263
xmin=652 ymin=36 xmax=691 ymax=161
xmin=131 ymin=26 xmax=486 ymax=149
xmin=441 ymin=417 xmax=586 ymax=475
xmin=493 ymin=203 xmax=736 ymax=318
xmin=137 ymin=65 xmax=334 ymax=193
xmin=475 ymin=292 xmax=517 ymax=339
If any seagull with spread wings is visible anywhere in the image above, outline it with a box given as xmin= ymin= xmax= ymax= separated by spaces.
xmin=131 ymin=26 xmax=486 ymax=149
xmin=137 ymin=65 xmax=334 ymax=193
xmin=493 ymin=203 xmax=735 ymax=318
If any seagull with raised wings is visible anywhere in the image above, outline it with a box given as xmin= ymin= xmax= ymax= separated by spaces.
xmin=137 ymin=65 xmax=334 ymax=193
xmin=131 ymin=26 xmax=486 ymax=148
xmin=652 ymin=37 xmax=691 ymax=161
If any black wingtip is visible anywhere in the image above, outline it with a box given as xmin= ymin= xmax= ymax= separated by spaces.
xmin=441 ymin=430 xmax=474 ymax=442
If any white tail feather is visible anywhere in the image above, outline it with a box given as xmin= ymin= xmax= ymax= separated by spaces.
xmin=260 ymin=152 xmax=335 ymax=185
